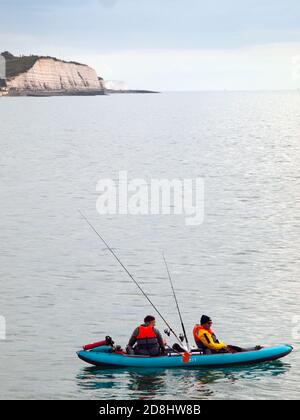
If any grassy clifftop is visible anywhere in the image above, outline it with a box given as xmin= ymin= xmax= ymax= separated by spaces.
xmin=1 ymin=51 xmax=88 ymax=78
xmin=4 ymin=54 xmax=40 ymax=78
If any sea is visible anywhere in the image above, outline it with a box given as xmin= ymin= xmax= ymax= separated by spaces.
xmin=0 ymin=91 xmax=299 ymax=399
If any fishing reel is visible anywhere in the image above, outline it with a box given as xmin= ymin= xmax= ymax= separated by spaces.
xmin=179 ymin=334 xmax=185 ymax=343
xmin=164 ymin=329 xmax=171 ymax=337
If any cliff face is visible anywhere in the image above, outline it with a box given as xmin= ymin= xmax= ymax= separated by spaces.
xmin=1 ymin=52 xmax=105 ymax=96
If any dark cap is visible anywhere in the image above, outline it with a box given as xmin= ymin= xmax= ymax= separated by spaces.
xmin=201 ymin=315 xmax=212 ymax=325
xmin=144 ymin=315 xmax=155 ymax=323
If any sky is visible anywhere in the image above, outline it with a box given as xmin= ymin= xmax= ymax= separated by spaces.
xmin=1 ymin=0 xmax=300 ymax=90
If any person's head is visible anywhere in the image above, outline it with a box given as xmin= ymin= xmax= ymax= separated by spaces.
xmin=200 ymin=315 xmax=212 ymax=329
xmin=144 ymin=315 xmax=156 ymax=327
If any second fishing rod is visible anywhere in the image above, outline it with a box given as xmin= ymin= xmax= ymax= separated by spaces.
xmin=163 ymin=253 xmax=190 ymax=352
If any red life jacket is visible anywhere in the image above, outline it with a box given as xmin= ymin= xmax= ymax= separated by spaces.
xmin=193 ymin=324 xmax=201 ymax=343
xmin=136 ymin=325 xmax=160 ymax=355
xmin=137 ymin=325 xmax=158 ymax=339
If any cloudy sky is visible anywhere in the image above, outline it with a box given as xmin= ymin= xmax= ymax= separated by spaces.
xmin=1 ymin=0 xmax=300 ymax=90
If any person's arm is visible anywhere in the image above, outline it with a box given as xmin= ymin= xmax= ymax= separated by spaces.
xmin=128 ymin=328 xmax=139 ymax=348
xmin=155 ymin=329 xmax=166 ymax=352
xmin=198 ymin=331 xmax=226 ymax=351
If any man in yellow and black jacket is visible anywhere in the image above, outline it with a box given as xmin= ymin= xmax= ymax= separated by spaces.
xmin=193 ymin=315 xmax=228 ymax=354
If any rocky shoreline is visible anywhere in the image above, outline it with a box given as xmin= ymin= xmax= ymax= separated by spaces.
xmin=8 ymin=88 xmax=106 ymax=97
xmin=107 ymin=89 xmax=159 ymax=94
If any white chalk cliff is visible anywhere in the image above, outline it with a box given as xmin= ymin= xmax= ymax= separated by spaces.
xmin=1 ymin=52 xmax=105 ymax=95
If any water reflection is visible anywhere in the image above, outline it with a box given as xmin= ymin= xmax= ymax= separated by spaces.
xmin=127 ymin=370 xmax=167 ymax=399
xmin=76 ymin=361 xmax=291 ymax=400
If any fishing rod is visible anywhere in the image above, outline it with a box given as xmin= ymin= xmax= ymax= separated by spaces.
xmin=163 ymin=253 xmax=190 ymax=352
xmin=79 ymin=210 xmax=183 ymax=346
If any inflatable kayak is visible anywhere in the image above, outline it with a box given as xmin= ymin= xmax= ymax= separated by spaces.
xmin=77 ymin=344 xmax=293 ymax=369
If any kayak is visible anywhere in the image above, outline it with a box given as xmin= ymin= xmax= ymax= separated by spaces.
xmin=77 ymin=344 xmax=293 ymax=369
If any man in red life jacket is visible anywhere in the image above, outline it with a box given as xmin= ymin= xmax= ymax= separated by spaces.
xmin=193 ymin=315 xmax=229 ymax=354
xmin=127 ymin=315 xmax=166 ymax=356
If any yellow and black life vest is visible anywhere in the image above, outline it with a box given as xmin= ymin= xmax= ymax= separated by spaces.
xmin=193 ymin=324 xmax=226 ymax=352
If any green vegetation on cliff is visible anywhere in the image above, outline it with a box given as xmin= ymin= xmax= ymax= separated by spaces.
xmin=3 ymin=53 xmax=40 ymax=78
xmin=1 ymin=51 xmax=88 ymax=78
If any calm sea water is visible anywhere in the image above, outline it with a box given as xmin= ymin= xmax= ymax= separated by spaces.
xmin=0 ymin=92 xmax=299 ymax=400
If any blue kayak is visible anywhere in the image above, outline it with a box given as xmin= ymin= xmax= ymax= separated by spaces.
xmin=77 ymin=344 xmax=293 ymax=369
